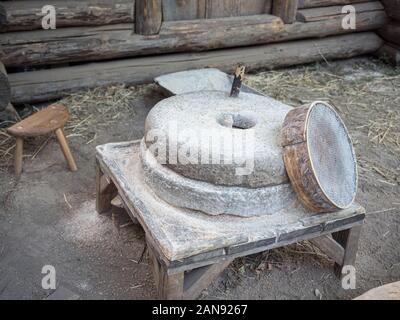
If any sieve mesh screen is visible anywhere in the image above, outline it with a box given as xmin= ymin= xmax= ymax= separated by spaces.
xmin=307 ymin=103 xmax=357 ymax=208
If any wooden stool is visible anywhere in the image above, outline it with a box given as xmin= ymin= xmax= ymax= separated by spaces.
xmin=7 ymin=104 xmax=77 ymax=176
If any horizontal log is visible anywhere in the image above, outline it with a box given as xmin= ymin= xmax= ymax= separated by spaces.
xmin=298 ymin=0 xmax=373 ymax=8
xmin=377 ymin=43 xmax=400 ymax=66
xmin=9 ymin=32 xmax=383 ymax=104
xmin=379 ymin=21 xmax=400 ymax=46
xmin=381 ymin=0 xmax=400 ymax=20
xmin=0 ymin=0 xmax=134 ymax=32
xmin=0 ymin=9 xmax=387 ymax=68
xmin=297 ymin=1 xmax=383 ymax=22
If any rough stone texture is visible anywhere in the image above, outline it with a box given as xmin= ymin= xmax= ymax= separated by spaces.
xmin=154 ymin=68 xmax=265 ymax=96
xmin=144 ymin=91 xmax=293 ymax=187
xmin=96 ymin=141 xmax=364 ymax=262
xmin=140 ymin=139 xmax=296 ymax=217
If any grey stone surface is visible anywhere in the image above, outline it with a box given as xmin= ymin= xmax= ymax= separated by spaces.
xmin=154 ymin=68 xmax=265 ymax=96
xmin=144 ymin=91 xmax=293 ymax=187
xmin=140 ymin=139 xmax=296 ymax=217
xmin=96 ymin=141 xmax=364 ymax=262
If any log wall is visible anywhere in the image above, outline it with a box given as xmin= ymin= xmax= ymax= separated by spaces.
xmin=378 ymin=0 xmax=400 ymax=65
xmin=0 ymin=0 xmax=391 ymax=104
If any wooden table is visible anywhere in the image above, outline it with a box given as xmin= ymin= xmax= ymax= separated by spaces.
xmin=96 ymin=141 xmax=365 ymax=300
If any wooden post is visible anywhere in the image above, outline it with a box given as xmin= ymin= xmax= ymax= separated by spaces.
xmin=379 ymin=21 xmax=400 ymax=47
xmin=273 ymin=0 xmax=298 ymax=24
xmin=332 ymin=225 xmax=362 ymax=278
xmin=14 ymin=137 xmax=23 ymax=176
xmin=147 ymin=240 xmax=184 ymax=299
xmin=135 ymin=0 xmax=162 ymax=35
xmin=55 ymin=128 xmax=78 ymax=172
xmin=96 ymin=163 xmax=118 ymax=214
xmin=230 ymin=64 xmax=245 ymax=98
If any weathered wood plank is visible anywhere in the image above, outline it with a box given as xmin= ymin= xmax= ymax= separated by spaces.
xmin=206 ymin=0 xmax=240 ymax=18
xmin=298 ymin=0 xmax=372 ymax=8
xmin=0 ymin=9 xmax=387 ymax=69
xmin=8 ymin=32 xmax=384 ymax=104
xmin=135 ymin=0 xmax=162 ymax=35
xmin=240 ymin=0 xmax=273 ymax=15
xmin=0 ymin=0 xmax=134 ymax=32
xmin=163 ymin=0 xmax=204 ymax=21
xmin=297 ymin=1 xmax=384 ymax=22
xmin=273 ymin=0 xmax=298 ymax=23
xmin=379 ymin=21 xmax=400 ymax=47
xmin=205 ymin=0 xmax=273 ymax=17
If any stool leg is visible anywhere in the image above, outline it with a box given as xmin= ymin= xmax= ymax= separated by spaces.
xmin=55 ymin=128 xmax=77 ymax=172
xmin=332 ymin=225 xmax=362 ymax=279
xmin=14 ymin=137 xmax=23 ymax=176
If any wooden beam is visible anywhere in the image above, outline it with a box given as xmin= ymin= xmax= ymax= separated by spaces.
xmin=135 ymin=0 xmax=162 ymax=35
xmin=297 ymin=1 xmax=384 ymax=22
xmin=8 ymin=32 xmax=383 ymax=104
xmin=0 ymin=0 xmax=134 ymax=32
xmin=309 ymin=235 xmax=344 ymax=265
xmin=273 ymin=0 xmax=298 ymax=23
xmin=0 ymin=8 xmax=387 ymax=69
xmin=379 ymin=21 xmax=400 ymax=47
xmin=298 ymin=0 xmax=372 ymax=9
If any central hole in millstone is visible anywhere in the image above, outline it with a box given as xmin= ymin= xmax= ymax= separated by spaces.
xmin=217 ymin=113 xmax=257 ymax=130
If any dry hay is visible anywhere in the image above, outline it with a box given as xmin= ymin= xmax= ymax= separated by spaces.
xmin=247 ymin=58 xmax=400 ymax=187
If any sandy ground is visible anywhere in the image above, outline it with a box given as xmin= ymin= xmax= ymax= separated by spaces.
xmin=0 ymin=57 xmax=399 ymax=300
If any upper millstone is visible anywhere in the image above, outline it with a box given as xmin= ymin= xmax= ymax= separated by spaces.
xmin=144 ymin=91 xmax=293 ymax=188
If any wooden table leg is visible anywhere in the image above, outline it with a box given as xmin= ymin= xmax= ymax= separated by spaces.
xmin=183 ymin=259 xmax=233 ymax=300
xmin=14 ymin=137 xmax=23 ymax=176
xmin=55 ymin=127 xmax=77 ymax=172
xmin=332 ymin=225 xmax=362 ymax=278
xmin=96 ymin=162 xmax=117 ymax=214
xmin=147 ymin=241 xmax=184 ymax=300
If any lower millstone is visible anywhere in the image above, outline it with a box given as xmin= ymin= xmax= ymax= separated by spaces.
xmin=140 ymin=139 xmax=296 ymax=217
